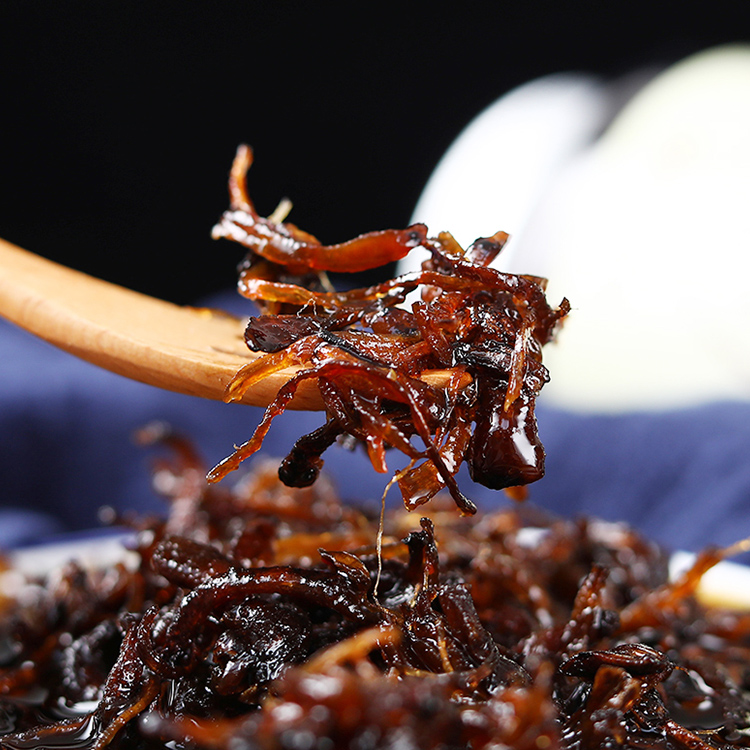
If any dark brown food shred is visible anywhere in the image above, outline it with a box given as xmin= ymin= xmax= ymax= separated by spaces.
xmin=207 ymin=145 xmax=571 ymax=514
xmin=2 ymin=432 xmax=750 ymax=749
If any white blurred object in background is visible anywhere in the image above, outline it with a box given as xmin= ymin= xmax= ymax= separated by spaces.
xmin=410 ymin=45 xmax=750 ymax=412
xmin=410 ymin=72 xmax=611 ymax=268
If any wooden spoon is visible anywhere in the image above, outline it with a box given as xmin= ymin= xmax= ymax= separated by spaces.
xmin=0 ymin=238 xmax=458 ymax=410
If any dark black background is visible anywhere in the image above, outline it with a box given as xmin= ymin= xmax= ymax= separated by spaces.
xmin=2 ymin=1 xmax=748 ymax=304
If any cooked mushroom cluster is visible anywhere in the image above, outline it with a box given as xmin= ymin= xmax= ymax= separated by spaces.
xmin=1 ymin=431 xmax=749 ymax=750
xmin=208 ymin=146 xmax=570 ymax=514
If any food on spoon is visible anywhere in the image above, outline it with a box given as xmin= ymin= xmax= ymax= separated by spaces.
xmin=1 ymin=432 xmax=749 ymax=749
xmin=209 ymin=146 xmax=570 ymax=514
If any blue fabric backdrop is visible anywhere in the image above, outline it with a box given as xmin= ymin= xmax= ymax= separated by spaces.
xmin=2 ymin=299 xmax=750 ymax=556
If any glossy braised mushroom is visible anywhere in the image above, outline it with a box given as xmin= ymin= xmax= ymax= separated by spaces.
xmin=208 ymin=146 xmax=570 ymax=514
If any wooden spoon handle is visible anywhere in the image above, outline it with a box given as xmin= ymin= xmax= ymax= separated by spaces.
xmin=0 ymin=237 xmax=302 ymax=407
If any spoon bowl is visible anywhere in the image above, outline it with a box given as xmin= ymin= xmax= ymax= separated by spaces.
xmin=0 ymin=238 xmax=459 ymax=410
